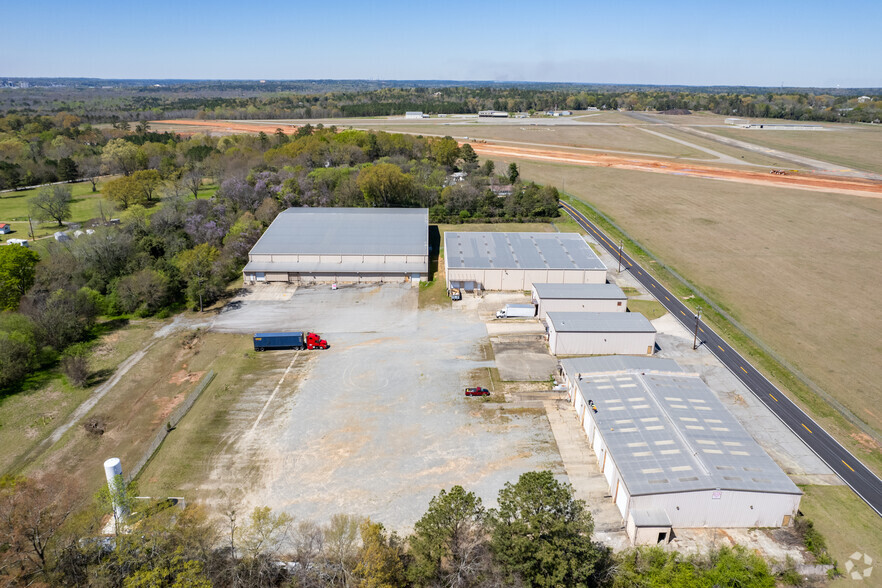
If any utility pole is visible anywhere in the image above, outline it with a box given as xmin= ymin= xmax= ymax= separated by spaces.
xmin=27 ymin=215 xmax=34 ymax=240
xmin=693 ymin=307 xmax=702 ymax=350
xmin=617 ymin=240 xmax=624 ymax=273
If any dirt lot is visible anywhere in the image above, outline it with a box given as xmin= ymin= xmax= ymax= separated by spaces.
xmin=147 ymin=284 xmax=563 ymax=532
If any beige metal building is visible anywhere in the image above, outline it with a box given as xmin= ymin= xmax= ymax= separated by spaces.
xmin=444 ymin=232 xmax=606 ymax=291
xmin=244 ymin=208 xmax=428 ymax=284
xmin=532 ymin=283 xmax=627 ymax=319
xmin=558 ymin=356 xmax=801 ymax=544
xmin=546 ymin=312 xmax=656 ymax=356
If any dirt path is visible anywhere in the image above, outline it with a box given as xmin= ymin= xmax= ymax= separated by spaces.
xmin=43 ymin=341 xmax=158 ymax=447
xmin=470 ymin=143 xmax=882 ymax=199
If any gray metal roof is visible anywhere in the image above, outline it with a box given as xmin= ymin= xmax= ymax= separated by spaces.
xmin=575 ymin=371 xmax=801 ymax=497
xmin=533 ymin=283 xmax=626 ymax=300
xmin=250 ymin=208 xmax=428 ymax=256
xmin=547 ymin=312 xmax=656 ymax=333
xmin=444 ymin=232 xmax=606 ymax=271
xmin=560 ymin=355 xmax=683 ymax=376
xmin=243 ymin=260 xmax=428 ymax=274
xmin=631 ymin=509 xmax=672 ymax=528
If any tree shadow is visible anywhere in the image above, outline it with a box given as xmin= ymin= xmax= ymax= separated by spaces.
xmin=86 ymin=367 xmax=115 ymax=388
xmin=90 ymin=317 xmax=130 ymax=340
xmin=427 ymin=225 xmax=440 ymax=282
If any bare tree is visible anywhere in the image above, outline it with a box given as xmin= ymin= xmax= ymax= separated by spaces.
xmin=29 ymin=184 xmax=72 ymax=226
xmin=0 ymin=474 xmax=79 ymax=584
xmin=77 ymin=154 xmax=103 ymax=192
xmin=184 ymin=166 xmax=204 ymax=199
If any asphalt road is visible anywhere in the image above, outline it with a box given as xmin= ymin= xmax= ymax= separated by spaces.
xmin=560 ymin=200 xmax=882 ymax=517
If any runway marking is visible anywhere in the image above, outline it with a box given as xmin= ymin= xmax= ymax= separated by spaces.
xmin=717 ymin=345 xmax=725 ymax=352
xmin=769 ymin=393 xmax=778 ymax=402
xmin=740 ymin=366 xmax=747 ymax=373
xmin=802 ymin=423 xmax=813 ymax=433
xmin=842 ymin=460 xmax=855 ymax=472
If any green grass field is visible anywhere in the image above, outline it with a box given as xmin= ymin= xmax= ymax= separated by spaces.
xmin=626 ymin=298 xmax=667 ymax=320
xmin=799 ymin=484 xmax=882 ymax=585
xmin=0 ymin=179 xmax=218 ymax=245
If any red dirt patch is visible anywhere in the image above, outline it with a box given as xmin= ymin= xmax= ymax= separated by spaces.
xmin=169 ymin=369 xmax=205 ymax=385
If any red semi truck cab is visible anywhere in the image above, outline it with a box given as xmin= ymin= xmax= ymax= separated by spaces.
xmin=305 ymin=332 xmax=330 ymax=349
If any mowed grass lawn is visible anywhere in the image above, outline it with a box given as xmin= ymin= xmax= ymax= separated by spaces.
xmin=0 ymin=182 xmax=113 ymax=242
xmin=0 ymin=179 xmax=218 ymax=244
xmin=706 ymin=126 xmax=882 ymax=175
xmin=503 ymin=159 xmax=882 ymax=461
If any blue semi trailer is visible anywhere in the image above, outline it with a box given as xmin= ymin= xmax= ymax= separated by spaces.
xmin=253 ymin=331 xmax=329 ymax=351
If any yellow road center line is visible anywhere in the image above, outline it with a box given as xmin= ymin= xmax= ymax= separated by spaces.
xmin=717 ymin=345 xmax=724 ymax=352
xmin=699 ymin=327 xmax=705 ymax=333
xmin=842 ymin=460 xmax=855 ymax=472
xmin=802 ymin=423 xmax=812 ymax=433
xmin=769 ymin=393 xmax=778 ymax=401
xmin=740 ymin=366 xmax=747 ymax=373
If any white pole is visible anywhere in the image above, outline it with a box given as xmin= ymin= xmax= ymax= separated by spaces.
xmin=103 ymin=458 xmax=127 ymax=523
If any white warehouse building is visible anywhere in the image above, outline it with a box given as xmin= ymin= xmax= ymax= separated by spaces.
xmin=444 ymin=232 xmax=607 ymax=292
xmin=558 ymin=356 xmax=801 ymax=544
xmin=244 ymin=208 xmax=428 ymax=284
xmin=546 ymin=312 xmax=656 ymax=356
xmin=532 ymin=283 xmax=628 ymax=319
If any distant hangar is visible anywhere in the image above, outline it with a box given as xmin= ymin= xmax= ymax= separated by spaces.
xmin=244 ymin=208 xmax=429 ymax=284
xmin=444 ymin=232 xmax=607 ymax=291
xmin=558 ymin=356 xmax=801 ymax=544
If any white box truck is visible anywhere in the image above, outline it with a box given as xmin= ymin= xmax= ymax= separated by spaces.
xmin=495 ymin=304 xmax=536 ymax=319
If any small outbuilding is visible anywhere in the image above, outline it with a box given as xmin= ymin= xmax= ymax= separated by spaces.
xmin=532 ymin=283 xmax=627 ymax=318
xmin=244 ymin=208 xmax=428 ymax=284
xmin=546 ymin=312 xmax=656 ymax=356
xmin=557 ymin=356 xmax=801 ymax=543
xmin=444 ymin=232 xmax=607 ymax=292
xmin=0 ymin=223 xmax=11 ymax=234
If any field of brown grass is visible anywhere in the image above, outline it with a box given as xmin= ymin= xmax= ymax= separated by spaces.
xmin=353 ymin=121 xmax=713 ymax=159
xmin=503 ymin=160 xmax=882 ymax=448
xmin=706 ymin=126 xmax=882 ymax=175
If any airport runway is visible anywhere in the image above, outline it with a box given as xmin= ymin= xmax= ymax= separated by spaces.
xmin=559 ymin=200 xmax=882 ymax=516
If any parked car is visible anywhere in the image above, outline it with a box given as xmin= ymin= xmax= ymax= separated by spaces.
xmin=464 ymin=387 xmax=490 ymax=397
xmin=449 ymin=288 xmax=462 ymax=301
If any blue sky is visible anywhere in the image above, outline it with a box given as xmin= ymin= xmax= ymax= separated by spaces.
xmin=2 ymin=0 xmax=880 ymax=87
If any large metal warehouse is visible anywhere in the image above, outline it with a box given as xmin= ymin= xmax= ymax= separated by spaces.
xmin=244 ymin=208 xmax=429 ymax=284
xmin=558 ymin=356 xmax=801 ymax=544
xmin=444 ymin=232 xmax=607 ymax=291
xmin=546 ymin=312 xmax=656 ymax=356
xmin=532 ymin=283 xmax=628 ymax=319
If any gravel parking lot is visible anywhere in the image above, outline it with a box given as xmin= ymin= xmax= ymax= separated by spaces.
xmin=210 ymin=284 xmax=563 ymax=531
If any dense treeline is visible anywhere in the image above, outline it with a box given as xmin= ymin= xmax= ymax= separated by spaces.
xmin=0 ymin=125 xmax=556 ymax=390
xmin=0 ymin=469 xmax=796 ymax=587
xmin=2 ymin=83 xmax=880 ymax=126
